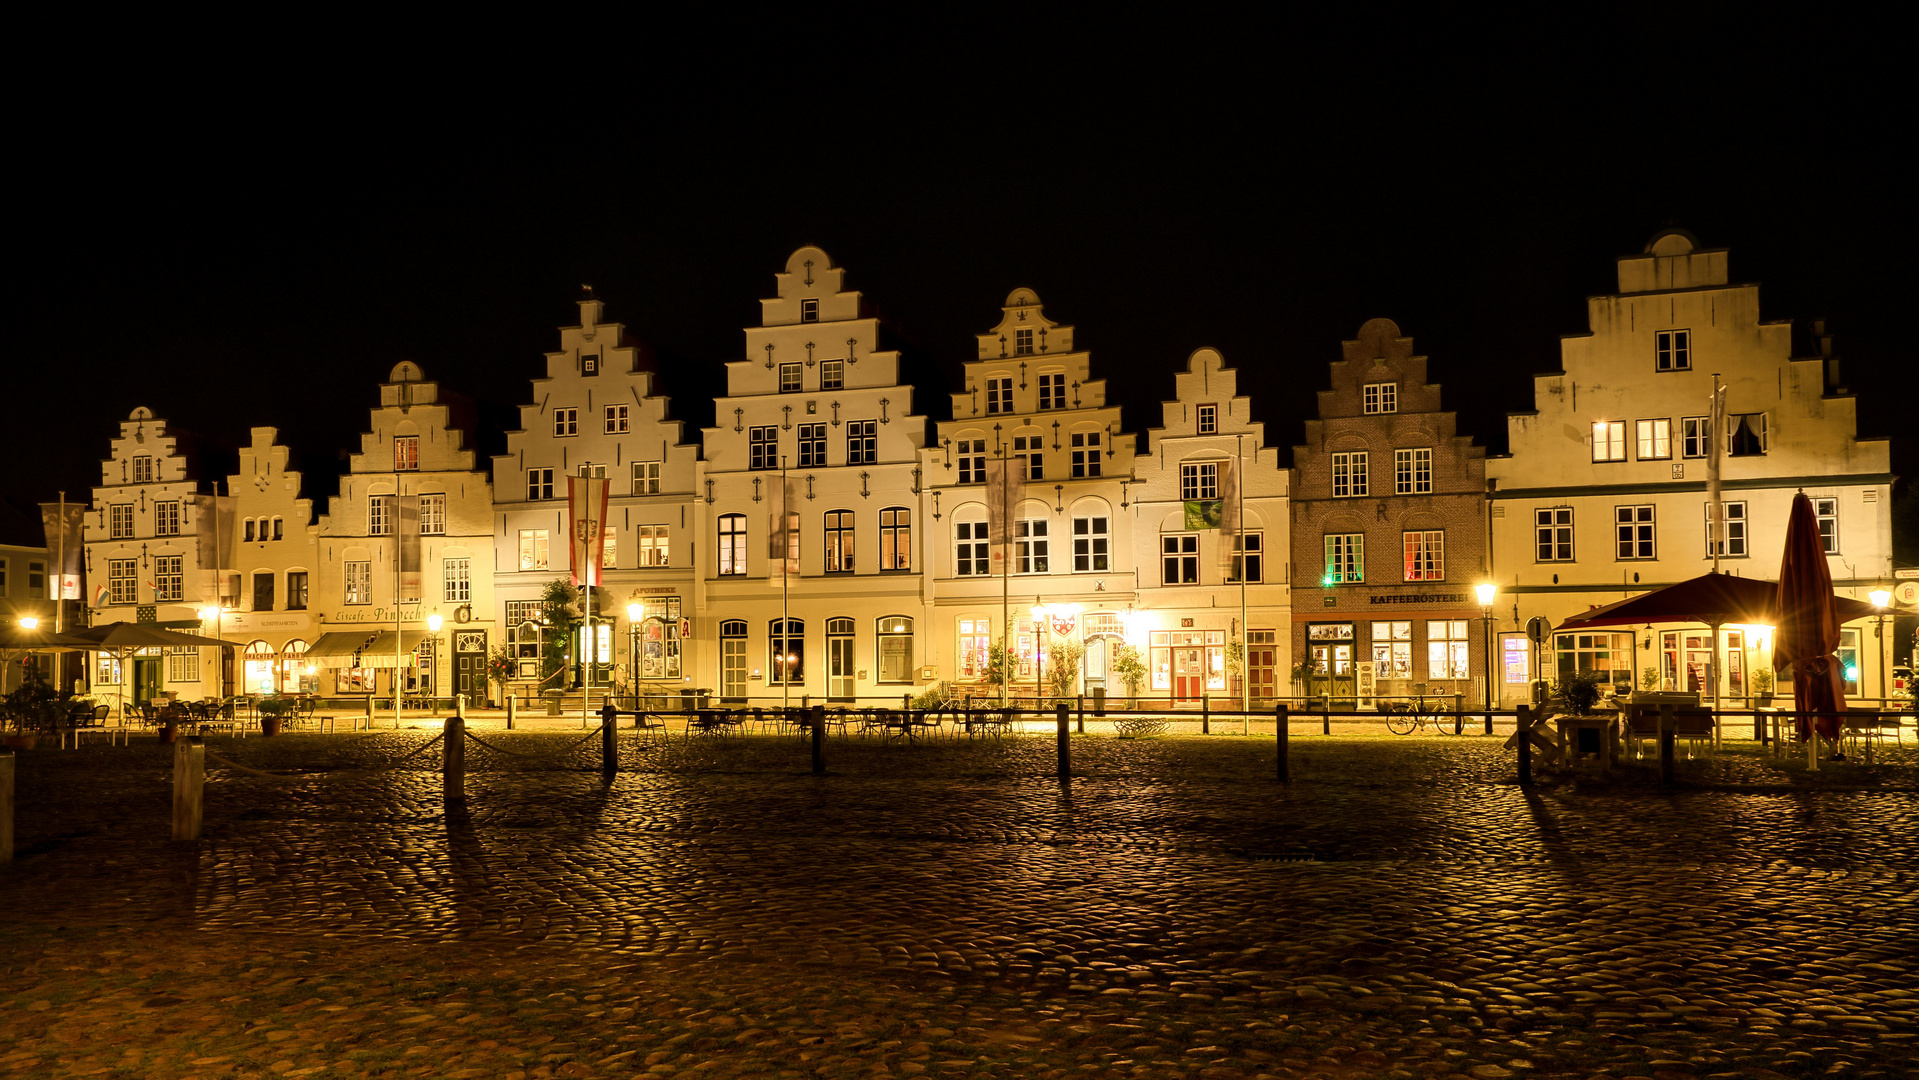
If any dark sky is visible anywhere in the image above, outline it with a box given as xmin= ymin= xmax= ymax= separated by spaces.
xmin=11 ymin=20 xmax=1912 ymax=545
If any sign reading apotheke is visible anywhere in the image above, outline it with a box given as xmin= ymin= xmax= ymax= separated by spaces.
xmin=1368 ymin=592 xmax=1470 ymax=606
xmin=330 ymin=605 xmax=422 ymax=623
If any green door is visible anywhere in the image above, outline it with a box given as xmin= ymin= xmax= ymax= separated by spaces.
xmin=134 ymin=658 xmax=163 ymax=704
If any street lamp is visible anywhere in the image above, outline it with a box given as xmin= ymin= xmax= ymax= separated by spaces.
xmin=426 ymin=612 xmax=444 ymax=707
xmin=627 ymin=602 xmax=644 ymax=708
xmin=1474 ymin=582 xmax=1498 ymax=735
xmin=16 ymin=616 xmax=39 ymax=691
xmin=1030 ymin=602 xmax=1048 ymax=705
xmin=1870 ymin=587 xmax=1893 ymax=706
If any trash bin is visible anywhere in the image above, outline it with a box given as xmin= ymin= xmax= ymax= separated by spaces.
xmin=1531 ymin=680 xmax=1551 ymax=705
xmin=680 ymin=688 xmax=710 ymax=711
xmin=1092 ymin=687 xmax=1106 ymax=716
xmin=544 ymin=690 xmax=563 ymax=716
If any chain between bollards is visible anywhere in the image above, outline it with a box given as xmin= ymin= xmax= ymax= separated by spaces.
xmin=172 ymin=737 xmax=204 ymax=841
xmin=810 ymin=705 xmax=825 ymax=775
xmin=1056 ymin=702 xmax=1071 ymax=780
xmin=444 ymin=714 xmax=466 ymax=801
xmin=1276 ymin=704 xmax=1289 ymax=784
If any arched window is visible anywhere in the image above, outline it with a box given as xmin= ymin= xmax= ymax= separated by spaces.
xmin=876 ymin=616 xmax=914 ymax=684
xmin=282 ymin=638 xmax=314 ymax=694
xmin=243 ymin=640 xmax=276 ymax=695
xmin=879 ymin=507 xmax=910 ymax=571
xmin=718 ymin=513 xmax=747 ymax=575
xmin=770 ymin=619 xmax=804 ymax=685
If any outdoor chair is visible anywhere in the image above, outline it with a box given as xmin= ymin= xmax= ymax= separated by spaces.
xmin=1622 ymin=705 xmax=1716 ymax=761
xmin=1840 ymin=709 xmax=1904 ymax=759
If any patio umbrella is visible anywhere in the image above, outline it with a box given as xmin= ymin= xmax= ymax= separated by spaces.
xmin=1773 ymin=493 xmax=1846 ymax=747
xmin=67 ymin=622 xmax=250 ymax=721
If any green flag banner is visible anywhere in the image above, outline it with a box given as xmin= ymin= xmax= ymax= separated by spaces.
xmin=1183 ymin=500 xmax=1223 ymax=530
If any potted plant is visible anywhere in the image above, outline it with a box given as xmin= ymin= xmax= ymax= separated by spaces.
xmin=1751 ymin=667 xmax=1775 ymax=707
xmin=256 ymin=693 xmax=295 ymax=736
xmin=1640 ymin=666 xmax=1659 ymax=692
xmin=1114 ymin=644 xmax=1147 ymax=709
xmin=1555 ymin=669 xmax=1607 ymax=715
xmin=3 ymin=672 xmax=62 ymax=749
xmin=486 ymin=646 xmax=517 ymax=709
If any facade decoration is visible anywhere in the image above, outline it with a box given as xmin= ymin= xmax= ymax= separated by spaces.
xmin=1133 ymin=348 xmax=1290 ymax=707
xmin=926 ymin=290 xmax=1135 ymax=701
xmin=1487 ymin=231 xmax=1897 ymax=705
xmin=698 ymin=247 xmax=927 ymax=704
xmin=1290 ymin=320 xmax=1489 ymax=708
xmin=492 ymin=293 xmax=699 ymax=702
xmin=311 ymin=363 xmax=496 ymax=710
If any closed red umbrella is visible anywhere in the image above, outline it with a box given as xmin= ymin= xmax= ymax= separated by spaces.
xmin=1773 ymin=493 xmax=1846 ymax=745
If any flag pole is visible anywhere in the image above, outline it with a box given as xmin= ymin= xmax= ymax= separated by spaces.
xmin=1238 ymin=435 xmax=1248 ymax=714
xmin=583 ymin=482 xmax=594 ymax=731
xmin=999 ymin=439 xmax=1009 ymax=707
xmin=394 ymin=478 xmax=402 ymax=731
xmin=781 ymin=456 xmax=789 ymax=713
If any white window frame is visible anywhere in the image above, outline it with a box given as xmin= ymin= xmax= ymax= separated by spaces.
xmin=778 ymin=362 xmax=803 ymax=393
xmin=1016 ymin=518 xmax=1049 ymax=574
xmin=1331 ymin=452 xmax=1368 ymax=498
xmin=1071 ymin=431 xmax=1102 ymax=478
xmin=1706 ymin=501 xmax=1747 ymax=558
xmin=1229 ymin=531 xmax=1263 ymax=583
xmin=518 ymin=529 xmax=550 ymax=571
xmin=604 ymin=404 xmax=629 ymax=434
xmin=1402 ymin=530 xmax=1444 ymax=581
xmin=1180 ymin=461 xmax=1219 ymax=501
xmin=956 ymin=439 xmax=985 ymax=484
xmin=1393 ymin=448 xmax=1433 ymax=495
xmin=527 ymin=468 xmax=555 ymax=501
xmin=632 ymin=460 xmax=662 ymax=495
xmin=1037 ymin=372 xmax=1066 ymax=410
xmin=394 ymin=435 xmax=420 ymax=471
xmin=444 ymin=557 xmax=471 ymax=602
xmin=1072 ymin=515 xmax=1109 ymax=572
xmin=718 ymin=514 xmax=748 ymax=575
xmin=1656 ymin=328 xmax=1691 ymax=371
xmin=344 ymin=560 xmax=372 ymax=604
xmin=154 ymin=555 xmax=184 ymax=601
xmin=954 ymin=521 xmax=989 ymax=576
xmin=1681 ymin=416 xmax=1711 ymax=459
xmin=1162 ymin=533 xmax=1198 ymax=584
xmin=820 ymin=359 xmax=844 ymax=390
xmin=1636 ymin=418 xmax=1672 ymax=460
xmin=636 ymin=523 xmax=669 ymax=567
xmin=1615 ymin=505 xmax=1656 ymax=560
xmin=1813 ymin=497 xmax=1839 ymax=554
xmin=986 ymin=377 xmax=1013 ymax=414
xmin=553 ymin=408 xmax=579 ymax=437
xmin=1324 ymin=533 xmax=1363 ymax=584
xmin=1362 ymin=382 xmax=1398 ymax=414
xmin=1196 ymin=404 xmax=1218 ymax=434
xmin=110 ymin=503 xmax=134 ymax=539
xmin=1535 ymin=507 xmax=1573 ymax=562
xmin=419 ymin=494 xmax=445 ymax=535
xmin=1591 ymin=421 xmax=1627 ymax=462
xmin=108 ymin=558 xmax=138 ymax=605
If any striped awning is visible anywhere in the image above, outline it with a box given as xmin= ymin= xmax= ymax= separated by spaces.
xmin=304 ymin=631 xmax=377 ymax=667
xmin=356 ymin=629 xmax=427 ymax=668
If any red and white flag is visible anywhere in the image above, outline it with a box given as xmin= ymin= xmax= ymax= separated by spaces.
xmin=568 ymin=476 xmax=610 ymax=586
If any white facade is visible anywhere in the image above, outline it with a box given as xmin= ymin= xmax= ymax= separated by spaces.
xmin=216 ymin=428 xmax=319 ymax=697
xmin=312 ymin=364 xmax=497 ymax=707
xmin=1487 ymin=231 xmax=1897 ymax=702
xmin=925 ymin=290 xmax=1138 ymax=701
xmin=698 ymin=247 xmax=927 ymax=704
xmin=1132 ymin=348 xmax=1291 ymax=706
xmin=491 ymin=295 xmax=700 ymax=697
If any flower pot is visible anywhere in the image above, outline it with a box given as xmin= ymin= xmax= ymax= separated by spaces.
xmin=260 ymin=716 xmax=283 ymax=737
xmin=2 ymin=733 xmax=36 ymax=750
xmin=157 ymin=723 xmax=178 ymax=745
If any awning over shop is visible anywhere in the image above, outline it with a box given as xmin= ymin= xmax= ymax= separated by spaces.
xmin=357 ymin=629 xmax=427 ymax=668
xmin=305 ymin=631 xmax=378 ymax=668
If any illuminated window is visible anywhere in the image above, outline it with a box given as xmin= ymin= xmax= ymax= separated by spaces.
xmin=636 ymin=524 xmax=669 ymax=567
xmin=344 ymin=560 xmax=372 ymax=604
xmin=286 ymin=572 xmax=308 ymax=610
xmin=879 ymin=507 xmax=910 ymax=571
xmin=957 ymin=618 xmax=990 ymax=678
xmin=517 ymin=529 xmax=549 ymax=571
xmin=877 ymin=616 xmax=914 ymax=683
xmin=1370 ymin=621 xmax=1412 ymax=680
xmin=394 ymin=435 xmax=419 ymax=471
xmin=770 ymin=618 xmax=805 ymax=683
xmin=1636 ymin=418 xmax=1672 ymax=460
xmin=718 ymin=514 xmax=747 ymax=575
xmin=1403 ymin=530 xmax=1444 ymax=581
xmin=1427 ymin=620 xmax=1469 ymax=680
xmin=443 ymin=557 xmax=470 ymax=602
xmin=1324 ymin=533 xmax=1363 ymax=584
xmin=1591 ymin=421 xmax=1627 ymax=462
xmin=1362 ymin=383 xmax=1397 ymax=414
xmin=1656 ymin=329 xmax=1690 ymax=371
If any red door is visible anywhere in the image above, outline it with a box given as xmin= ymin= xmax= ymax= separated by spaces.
xmin=1174 ymin=648 xmax=1204 ymax=703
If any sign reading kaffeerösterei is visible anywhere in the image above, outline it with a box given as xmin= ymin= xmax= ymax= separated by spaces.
xmin=1368 ymin=593 xmax=1470 ymax=606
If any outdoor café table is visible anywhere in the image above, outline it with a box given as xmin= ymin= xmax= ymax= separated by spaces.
xmin=688 ymin=708 xmax=735 ymax=737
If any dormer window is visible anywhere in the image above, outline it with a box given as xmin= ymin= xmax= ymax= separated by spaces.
xmin=800 ymin=298 xmax=819 ymax=323
xmin=581 ymin=352 xmax=600 ymax=376
xmin=131 ymin=455 xmax=154 ymax=483
xmin=1197 ymin=404 xmax=1218 ymax=434
xmin=1362 ymin=383 xmax=1397 ymax=415
xmin=394 ymin=435 xmax=419 ymax=471
xmin=1014 ymin=327 xmax=1035 ymax=356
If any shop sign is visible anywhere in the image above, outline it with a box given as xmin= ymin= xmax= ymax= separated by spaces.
xmin=330 ymin=604 xmax=420 ymax=623
xmin=1368 ymin=592 xmax=1469 ymax=606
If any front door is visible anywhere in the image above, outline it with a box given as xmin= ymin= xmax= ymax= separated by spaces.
xmin=1724 ymin=630 xmax=1745 ymax=699
xmin=453 ymin=630 xmax=487 ymax=705
xmin=828 ymin=634 xmax=855 ymax=701
xmin=1083 ymin=638 xmax=1107 ymax=691
xmin=1683 ymin=633 xmax=1713 ymax=693
xmin=1173 ymin=647 xmax=1205 ymax=703
xmin=134 ymin=657 xmax=163 ymax=704
xmin=721 ymin=637 xmax=746 ymax=700
xmin=1248 ymin=644 xmax=1276 ymax=705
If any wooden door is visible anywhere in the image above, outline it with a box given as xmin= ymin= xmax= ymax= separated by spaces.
xmin=828 ymin=636 xmax=855 ymax=701
xmin=453 ymin=630 xmax=487 ymax=705
xmin=1173 ymin=648 xmax=1204 ymax=703
xmin=1248 ymin=645 xmax=1276 ymax=704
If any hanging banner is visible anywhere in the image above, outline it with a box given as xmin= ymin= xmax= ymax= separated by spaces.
xmin=986 ymin=454 xmax=1025 ymax=571
xmin=767 ymin=475 xmax=798 ymax=583
xmin=396 ymin=495 xmax=422 ymax=601
xmin=1217 ymin=457 xmax=1240 ymax=578
xmin=567 ymin=475 xmax=610 ymax=586
xmin=39 ymin=501 xmax=85 ymax=599
xmin=193 ymin=494 xmax=235 ymax=598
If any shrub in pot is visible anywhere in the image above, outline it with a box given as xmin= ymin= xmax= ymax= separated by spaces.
xmin=256 ymin=693 xmax=296 ymax=735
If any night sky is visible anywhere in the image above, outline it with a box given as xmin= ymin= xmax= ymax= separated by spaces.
xmin=12 ymin=23 xmax=1912 ymax=548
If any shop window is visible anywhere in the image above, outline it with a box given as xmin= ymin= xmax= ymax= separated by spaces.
xmin=770 ymin=619 xmax=805 ymax=684
xmin=1369 ymin=621 xmax=1412 ymax=680
xmin=1427 ymin=620 xmax=1470 ymax=680
xmin=877 ymin=616 xmax=914 ymax=683
xmin=957 ymin=618 xmax=990 ymax=679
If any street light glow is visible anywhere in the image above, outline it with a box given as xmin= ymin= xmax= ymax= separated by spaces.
xmin=1474 ymin=582 xmax=1497 ymax=607
xmin=627 ymin=602 xmax=643 ymax=622
xmin=427 ymin=613 xmax=444 ymax=633
xmin=1869 ymin=588 xmax=1892 ymax=608
xmin=18 ymin=616 xmax=38 ymax=630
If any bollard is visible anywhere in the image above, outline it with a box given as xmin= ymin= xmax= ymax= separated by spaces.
xmin=444 ymin=714 xmax=465 ymax=801
xmin=1807 ymin=721 xmax=1819 ymax=772
xmin=1754 ymin=708 xmax=1765 ymax=744
xmin=1516 ymin=704 xmax=1533 ymax=789
xmin=1321 ymin=698 xmax=1330 ymax=736
xmin=810 ymin=705 xmax=825 ymax=775
xmin=506 ymin=695 xmax=517 ymax=730
xmin=1076 ymin=696 xmax=1084 ymax=735
xmin=1454 ymin=695 xmax=1464 ymax=736
xmin=364 ymin=695 xmax=374 ymax=732
xmin=600 ymin=702 xmax=617 ymax=777
xmin=1484 ymin=706 xmax=1494 ymax=737
xmin=1658 ymin=703 xmax=1675 ymax=788
xmin=172 ymin=738 xmax=204 ymax=842
xmin=1276 ymin=704 xmax=1289 ymax=783
xmin=1201 ymin=696 xmax=1210 ymax=735
xmin=1056 ymin=702 xmax=1071 ymax=781
xmin=1 ymin=749 xmax=13 ymax=865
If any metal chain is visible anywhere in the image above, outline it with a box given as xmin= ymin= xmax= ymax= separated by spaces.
xmin=202 ymin=733 xmax=447 ymax=783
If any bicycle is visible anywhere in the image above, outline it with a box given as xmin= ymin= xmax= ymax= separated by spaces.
xmin=1384 ymin=692 xmax=1460 ymax=735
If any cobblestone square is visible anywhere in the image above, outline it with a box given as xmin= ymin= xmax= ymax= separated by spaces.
xmin=3 ymin=726 xmax=1915 ymax=1080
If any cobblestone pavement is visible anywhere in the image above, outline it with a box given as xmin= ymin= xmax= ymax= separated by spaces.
xmin=3 ymin=729 xmax=1915 ymax=1080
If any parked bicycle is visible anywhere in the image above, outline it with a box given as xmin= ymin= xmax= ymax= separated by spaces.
xmin=1385 ymin=692 xmax=1460 ymax=735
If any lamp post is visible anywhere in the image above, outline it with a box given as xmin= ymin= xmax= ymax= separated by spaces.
xmin=426 ymin=612 xmax=444 ymax=708
xmin=197 ymin=604 xmax=226 ymax=700
xmin=627 ymin=601 xmax=643 ymax=709
xmin=1030 ymin=602 xmax=1048 ymax=706
xmin=1475 ymin=582 xmax=1498 ymax=734
xmin=16 ymin=617 xmax=38 ymax=696
xmin=1870 ymin=587 xmax=1892 ymax=706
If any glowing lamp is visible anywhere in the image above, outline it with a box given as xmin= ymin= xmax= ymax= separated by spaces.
xmin=1474 ymin=583 xmax=1498 ymax=608
xmin=197 ymin=606 xmax=219 ymax=621
xmin=1845 ymin=665 xmax=1859 ymax=681
xmin=18 ymin=616 xmax=38 ymax=630
xmin=426 ymin=613 xmax=444 ymax=633
xmin=627 ymin=602 xmax=644 ymax=622
xmin=1869 ymin=588 xmax=1892 ymax=608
